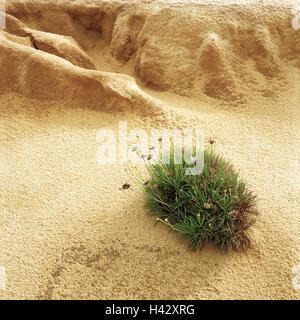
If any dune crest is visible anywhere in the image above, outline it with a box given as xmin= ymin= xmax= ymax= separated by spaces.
xmin=1 ymin=0 xmax=298 ymax=104
xmin=0 ymin=13 xmax=164 ymax=116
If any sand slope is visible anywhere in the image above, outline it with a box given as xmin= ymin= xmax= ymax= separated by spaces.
xmin=0 ymin=0 xmax=299 ymax=299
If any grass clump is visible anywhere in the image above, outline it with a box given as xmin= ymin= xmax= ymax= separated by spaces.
xmin=142 ymin=145 xmax=258 ymax=252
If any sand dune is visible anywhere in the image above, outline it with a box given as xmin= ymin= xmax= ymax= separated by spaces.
xmin=0 ymin=0 xmax=299 ymax=299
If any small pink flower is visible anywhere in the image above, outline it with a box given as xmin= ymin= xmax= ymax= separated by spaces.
xmin=152 ymin=184 xmax=158 ymax=191
xmin=204 ymin=203 xmax=211 ymax=209
xmin=230 ymin=210 xmax=239 ymax=218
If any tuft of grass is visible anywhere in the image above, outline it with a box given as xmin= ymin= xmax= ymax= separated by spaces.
xmin=142 ymin=145 xmax=258 ymax=252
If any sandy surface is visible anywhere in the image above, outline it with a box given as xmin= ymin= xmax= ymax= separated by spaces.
xmin=0 ymin=0 xmax=300 ymax=299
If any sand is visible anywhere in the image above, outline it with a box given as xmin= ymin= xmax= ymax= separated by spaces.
xmin=0 ymin=0 xmax=299 ymax=299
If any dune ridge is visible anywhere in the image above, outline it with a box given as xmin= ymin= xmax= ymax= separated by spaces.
xmin=1 ymin=0 xmax=299 ymax=104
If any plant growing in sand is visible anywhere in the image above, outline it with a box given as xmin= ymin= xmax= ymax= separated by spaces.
xmin=126 ymin=139 xmax=258 ymax=252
